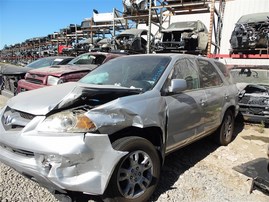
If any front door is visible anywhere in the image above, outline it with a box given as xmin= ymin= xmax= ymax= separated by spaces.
xmin=164 ymin=58 xmax=206 ymax=152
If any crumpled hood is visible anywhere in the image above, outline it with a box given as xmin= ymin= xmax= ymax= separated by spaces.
xmin=28 ymin=64 xmax=98 ymax=77
xmin=7 ymin=82 xmax=141 ymax=115
xmin=0 ymin=64 xmax=31 ymax=75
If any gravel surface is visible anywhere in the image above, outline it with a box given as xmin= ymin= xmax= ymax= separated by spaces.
xmin=0 ymin=95 xmax=269 ymax=202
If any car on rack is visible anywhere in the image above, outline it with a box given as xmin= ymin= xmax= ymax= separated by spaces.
xmin=230 ymin=12 xmax=269 ymax=54
xmin=230 ymin=65 xmax=269 ymax=124
xmin=155 ymin=20 xmax=209 ymax=54
xmin=17 ymin=52 xmax=124 ymax=92
xmin=0 ymin=54 xmax=238 ymax=201
xmin=0 ymin=56 xmax=74 ymax=97
xmin=113 ymin=29 xmax=155 ymax=54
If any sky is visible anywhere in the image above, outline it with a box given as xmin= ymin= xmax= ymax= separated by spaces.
xmin=0 ymin=0 xmax=123 ymax=49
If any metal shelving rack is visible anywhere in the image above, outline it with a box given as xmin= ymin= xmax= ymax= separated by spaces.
xmin=0 ymin=1 xmax=227 ymax=62
xmin=120 ymin=0 xmax=225 ymax=55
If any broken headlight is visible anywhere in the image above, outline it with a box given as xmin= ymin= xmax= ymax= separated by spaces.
xmin=37 ymin=111 xmax=96 ymax=133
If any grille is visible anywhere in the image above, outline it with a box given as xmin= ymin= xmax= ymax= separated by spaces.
xmin=249 ymin=98 xmax=267 ymax=106
xmin=239 ymin=96 xmax=267 ymax=106
xmin=19 ymin=111 xmax=35 ymax=120
xmin=239 ymin=96 xmax=250 ymax=104
xmin=2 ymin=107 xmax=36 ymax=130
xmin=25 ymin=78 xmax=43 ymax=84
xmin=26 ymin=74 xmax=46 ymax=85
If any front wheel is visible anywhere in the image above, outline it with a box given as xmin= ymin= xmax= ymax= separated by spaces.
xmin=103 ymin=136 xmax=160 ymax=202
xmin=215 ymin=110 xmax=235 ymax=146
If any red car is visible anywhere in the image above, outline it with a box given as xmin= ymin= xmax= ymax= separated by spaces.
xmin=18 ymin=52 xmax=123 ymax=92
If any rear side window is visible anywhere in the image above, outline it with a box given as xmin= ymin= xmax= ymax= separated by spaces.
xmin=214 ymin=61 xmax=234 ymax=84
xmin=197 ymin=59 xmax=223 ymax=88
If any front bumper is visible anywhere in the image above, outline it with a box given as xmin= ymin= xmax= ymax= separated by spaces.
xmin=239 ymin=103 xmax=269 ymax=123
xmin=17 ymin=79 xmax=47 ymax=92
xmin=241 ymin=112 xmax=269 ymax=123
xmin=0 ymin=108 xmax=127 ymax=195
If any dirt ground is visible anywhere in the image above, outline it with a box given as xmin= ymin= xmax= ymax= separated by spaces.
xmin=0 ymin=95 xmax=269 ymax=202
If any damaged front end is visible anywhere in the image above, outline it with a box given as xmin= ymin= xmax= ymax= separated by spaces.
xmin=231 ymin=67 xmax=269 ymax=124
xmin=113 ymin=29 xmax=150 ymax=54
xmin=230 ymin=12 xmax=269 ymax=53
xmin=0 ymin=104 xmax=128 ymax=196
xmin=155 ymin=20 xmax=208 ymax=54
xmin=238 ymin=84 xmax=269 ymax=123
xmin=156 ymin=31 xmax=199 ymax=52
xmin=0 ymin=81 xmax=166 ymax=197
xmin=0 ymin=83 xmax=145 ymax=196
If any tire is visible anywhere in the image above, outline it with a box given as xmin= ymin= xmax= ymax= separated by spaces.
xmin=103 ymin=136 xmax=160 ymax=202
xmin=215 ymin=110 xmax=235 ymax=146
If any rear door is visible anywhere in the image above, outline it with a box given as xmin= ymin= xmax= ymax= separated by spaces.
xmin=164 ymin=58 xmax=207 ymax=152
xmin=196 ymin=58 xmax=225 ymax=131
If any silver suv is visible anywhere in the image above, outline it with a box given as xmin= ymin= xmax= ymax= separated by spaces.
xmin=0 ymin=54 xmax=238 ymax=201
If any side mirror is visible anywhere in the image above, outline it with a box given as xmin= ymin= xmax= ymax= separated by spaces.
xmin=169 ymin=79 xmax=187 ymax=93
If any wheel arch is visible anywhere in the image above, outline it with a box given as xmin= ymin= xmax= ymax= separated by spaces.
xmin=109 ymin=126 xmax=165 ymax=163
xmin=223 ymin=105 xmax=236 ymax=120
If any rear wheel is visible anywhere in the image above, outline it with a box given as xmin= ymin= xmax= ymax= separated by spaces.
xmin=215 ymin=110 xmax=235 ymax=146
xmin=104 ymin=136 xmax=160 ymax=202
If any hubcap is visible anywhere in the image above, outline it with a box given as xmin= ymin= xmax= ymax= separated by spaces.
xmin=117 ymin=150 xmax=153 ymax=199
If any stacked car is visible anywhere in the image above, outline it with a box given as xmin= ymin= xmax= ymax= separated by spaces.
xmin=230 ymin=12 xmax=269 ymax=53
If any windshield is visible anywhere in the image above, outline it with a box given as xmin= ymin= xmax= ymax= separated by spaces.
xmin=68 ymin=53 xmax=105 ymax=65
xmin=26 ymin=57 xmax=63 ymax=68
xmin=79 ymin=55 xmax=170 ymax=92
xmin=230 ymin=68 xmax=269 ymax=85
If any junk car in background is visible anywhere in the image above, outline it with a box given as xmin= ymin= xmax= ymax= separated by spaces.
xmin=0 ymin=54 xmax=238 ymax=201
xmin=156 ymin=20 xmax=209 ymax=54
xmin=89 ymin=38 xmax=113 ymax=52
xmin=123 ymin=0 xmax=148 ymax=14
xmin=73 ymin=38 xmax=103 ymax=54
xmin=230 ymin=66 xmax=269 ymax=124
xmin=0 ymin=56 xmax=74 ymax=97
xmin=230 ymin=12 xmax=269 ymax=54
xmin=17 ymin=52 xmax=123 ymax=92
xmin=113 ymin=29 xmax=154 ymax=54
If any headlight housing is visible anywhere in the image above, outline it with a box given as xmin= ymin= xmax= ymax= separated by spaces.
xmin=37 ymin=111 xmax=96 ymax=133
xmin=47 ymin=76 xmax=64 ymax=85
